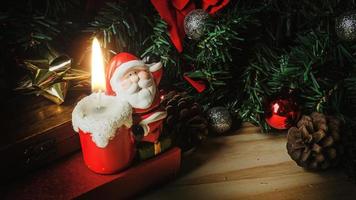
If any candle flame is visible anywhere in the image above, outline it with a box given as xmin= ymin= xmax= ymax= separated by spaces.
xmin=91 ymin=37 xmax=106 ymax=93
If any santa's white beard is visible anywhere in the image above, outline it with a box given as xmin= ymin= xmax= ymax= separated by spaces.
xmin=117 ymin=79 xmax=156 ymax=109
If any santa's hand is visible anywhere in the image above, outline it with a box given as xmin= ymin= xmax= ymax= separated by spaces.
xmin=131 ymin=124 xmax=144 ymax=142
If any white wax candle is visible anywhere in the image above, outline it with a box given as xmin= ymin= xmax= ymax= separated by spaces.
xmin=72 ymin=94 xmax=132 ymax=148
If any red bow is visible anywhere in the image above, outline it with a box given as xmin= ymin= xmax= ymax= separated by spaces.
xmin=202 ymin=0 xmax=230 ymax=14
xmin=183 ymin=75 xmax=207 ymax=93
xmin=150 ymin=0 xmax=230 ymax=53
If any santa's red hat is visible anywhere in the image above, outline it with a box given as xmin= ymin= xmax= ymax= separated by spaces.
xmin=106 ymin=52 xmax=163 ymax=96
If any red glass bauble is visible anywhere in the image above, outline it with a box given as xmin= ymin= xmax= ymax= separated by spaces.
xmin=264 ymin=97 xmax=300 ymax=130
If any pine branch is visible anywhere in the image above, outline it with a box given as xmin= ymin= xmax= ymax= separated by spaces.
xmin=86 ymin=1 xmax=151 ymax=55
xmin=240 ymin=26 xmax=356 ymax=131
xmin=17 ymin=16 xmax=60 ymax=51
xmin=184 ymin=3 xmax=259 ymax=89
xmin=194 ymin=17 xmax=243 ymax=68
xmin=0 ymin=0 xmax=81 ymax=54
xmin=140 ymin=17 xmax=184 ymax=83
xmin=141 ymin=18 xmax=175 ymax=68
xmin=261 ymin=0 xmax=356 ymax=47
xmin=239 ymin=47 xmax=274 ymax=131
xmin=26 ymin=0 xmax=81 ymax=19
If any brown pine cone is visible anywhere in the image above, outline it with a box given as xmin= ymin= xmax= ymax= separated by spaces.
xmin=161 ymin=91 xmax=208 ymax=151
xmin=287 ymin=112 xmax=343 ymax=170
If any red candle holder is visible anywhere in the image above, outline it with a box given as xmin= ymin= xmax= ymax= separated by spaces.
xmin=78 ymin=127 xmax=135 ymax=174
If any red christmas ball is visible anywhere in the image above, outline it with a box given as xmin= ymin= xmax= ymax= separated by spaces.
xmin=264 ymin=97 xmax=300 ymax=130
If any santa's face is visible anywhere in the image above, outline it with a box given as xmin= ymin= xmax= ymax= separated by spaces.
xmin=115 ymin=66 xmax=156 ymax=109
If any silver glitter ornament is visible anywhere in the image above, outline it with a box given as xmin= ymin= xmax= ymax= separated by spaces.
xmin=184 ymin=9 xmax=209 ymax=40
xmin=207 ymin=107 xmax=232 ymax=134
xmin=336 ymin=11 xmax=356 ymax=41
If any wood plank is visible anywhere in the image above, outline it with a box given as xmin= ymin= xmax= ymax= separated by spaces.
xmin=141 ymin=129 xmax=356 ymax=200
xmin=0 ymin=91 xmax=88 ymax=181
xmin=0 ymin=91 xmax=87 ymax=150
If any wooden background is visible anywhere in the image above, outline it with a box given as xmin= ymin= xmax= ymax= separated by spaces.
xmin=141 ymin=124 xmax=356 ymax=200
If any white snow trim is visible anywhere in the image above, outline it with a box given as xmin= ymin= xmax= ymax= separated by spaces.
xmin=139 ymin=111 xmax=167 ymax=136
xmin=147 ymin=62 xmax=162 ymax=72
xmin=72 ymin=93 xmax=133 ymax=148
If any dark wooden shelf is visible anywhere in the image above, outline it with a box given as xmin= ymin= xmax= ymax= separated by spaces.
xmin=3 ymin=148 xmax=181 ymax=199
xmin=0 ymin=91 xmax=88 ymax=181
xmin=1 ymin=91 xmax=86 ymax=149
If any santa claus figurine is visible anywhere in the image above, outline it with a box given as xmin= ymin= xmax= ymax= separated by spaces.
xmin=106 ymin=52 xmax=167 ymax=143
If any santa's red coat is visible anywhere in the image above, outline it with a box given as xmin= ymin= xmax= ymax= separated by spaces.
xmin=132 ymin=92 xmax=166 ymax=143
xmin=132 ymin=68 xmax=166 ymax=143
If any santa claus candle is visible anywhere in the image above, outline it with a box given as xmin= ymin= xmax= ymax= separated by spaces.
xmin=71 ymin=38 xmax=135 ymax=174
xmin=105 ymin=52 xmax=167 ymax=143
xmin=72 ymin=94 xmax=134 ymax=174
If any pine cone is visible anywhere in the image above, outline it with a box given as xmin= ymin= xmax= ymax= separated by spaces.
xmin=287 ymin=112 xmax=343 ymax=170
xmin=161 ymin=91 xmax=208 ymax=151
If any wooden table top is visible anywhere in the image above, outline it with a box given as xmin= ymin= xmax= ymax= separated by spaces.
xmin=141 ymin=124 xmax=356 ymax=200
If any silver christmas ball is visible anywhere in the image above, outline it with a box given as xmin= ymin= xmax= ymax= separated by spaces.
xmin=207 ymin=107 xmax=232 ymax=134
xmin=336 ymin=11 xmax=356 ymax=41
xmin=184 ymin=9 xmax=209 ymax=40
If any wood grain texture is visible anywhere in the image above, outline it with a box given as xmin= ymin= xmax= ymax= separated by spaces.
xmin=141 ymin=124 xmax=356 ymax=200
xmin=0 ymin=91 xmax=87 ymax=181
xmin=0 ymin=91 xmax=87 ymax=150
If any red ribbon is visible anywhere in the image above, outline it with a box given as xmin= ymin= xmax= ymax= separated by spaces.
xmin=151 ymin=0 xmax=229 ymax=93
xmin=202 ymin=0 xmax=230 ymax=14
xmin=183 ymin=75 xmax=207 ymax=93
xmin=150 ymin=0 xmax=195 ymax=53
xmin=150 ymin=0 xmax=230 ymax=53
